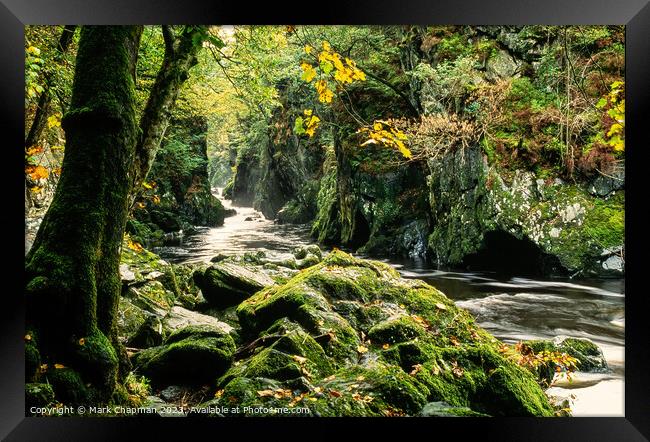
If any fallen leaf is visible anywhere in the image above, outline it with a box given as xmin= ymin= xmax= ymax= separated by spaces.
xmin=323 ymin=375 xmax=336 ymax=382
xmin=292 ymin=355 xmax=307 ymax=364
xmin=356 ymin=376 xmax=365 ymax=381
xmin=382 ymin=343 xmax=390 ymax=350
xmin=357 ymin=345 xmax=368 ymax=354
xmin=214 ymin=389 xmax=224 ymax=398
xmin=449 ymin=336 xmax=461 ymax=347
xmin=54 ymin=363 xmax=65 ymax=369
xmin=435 ymin=303 xmax=447 ymax=310
xmin=410 ymin=364 xmax=423 ymax=376
xmin=329 ymin=390 xmax=342 ymax=398
xmin=78 ymin=338 xmax=85 ymax=346
xmin=24 ymin=334 xmax=32 ymax=342
xmin=257 ymin=389 xmax=275 ymax=397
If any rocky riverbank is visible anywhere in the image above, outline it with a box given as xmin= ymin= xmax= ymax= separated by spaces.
xmin=26 ymin=241 xmax=611 ymax=417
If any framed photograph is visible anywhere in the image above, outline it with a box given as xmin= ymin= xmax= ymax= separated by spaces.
xmin=4 ymin=0 xmax=648 ymax=439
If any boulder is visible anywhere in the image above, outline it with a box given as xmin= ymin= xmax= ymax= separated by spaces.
xmin=193 ymin=262 xmax=275 ymax=308
xmin=130 ymin=325 xmax=236 ymax=387
xmin=202 ymin=250 xmax=555 ymax=416
xmin=163 ymin=306 xmax=234 ymax=336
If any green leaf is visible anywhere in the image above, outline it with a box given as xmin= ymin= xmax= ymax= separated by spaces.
xmin=293 ymin=116 xmax=305 ymax=135
xmin=596 ymin=98 xmax=607 ymax=109
xmin=320 ymin=60 xmax=334 ymax=74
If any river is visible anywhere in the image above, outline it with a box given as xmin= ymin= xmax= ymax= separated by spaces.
xmin=154 ymin=188 xmax=625 ymax=417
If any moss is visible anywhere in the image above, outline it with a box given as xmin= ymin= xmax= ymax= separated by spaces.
xmin=25 ymin=331 xmax=41 ymax=382
xmin=368 ymin=316 xmax=427 ymax=344
xmin=131 ymin=327 xmax=236 ymax=387
xmin=71 ymin=329 xmax=119 ymax=392
xmin=25 ymin=383 xmax=56 ymax=412
xmin=312 ymin=362 xmax=429 ymax=415
xmin=476 ymin=364 xmax=554 ymax=416
xmin=582 ymin=191 xmax=625 ymax=249
xmin=43 ymin=367 xmax=91 ymax=406
xmin=230 ymin=250 xmax=553 ymax=416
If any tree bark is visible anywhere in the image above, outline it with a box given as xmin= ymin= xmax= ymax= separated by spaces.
xmin=25 ymin=26 xmax=143 ymax=401
xmin=131 ymin=25 xmax=206 ymax=207
xmin=25 ymin=25 xmax=76 ymax=149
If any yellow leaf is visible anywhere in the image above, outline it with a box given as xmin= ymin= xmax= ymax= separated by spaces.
xmin=303 ymin=109 xmax=312 ymax=116
xmin=26 ymin=146 xmax=44 ymax=156
xmin=25 ymin=334 xmax=32 ymax=341
xmin=54 ymin=363 xmax=66 ymax=369
xmin=47 ymin=114 xmax=61 ymax=129
xmin=357 ymin=345 xmax=368 ymax=354
xmin=214 ymin=389 xmax=224 ymax=398
xmin=292 ymin=355 xmax=307 ymax=364
xmin=382 ymin=343 xmax=390 ymax=350
xmin=435 ymin=303 xmax=447 ymax=310
xmin=26 ymin=165 xmax=49 ymax=180
xmin=356 ymin=376 xmax=365 ymax=381
xmin=322 ymin=41 xmax=331 ymax=51
xmin=78 ymin=338 xmax=85 ymax=346
xmin=304 ymin=45 xmax=313 ymax=54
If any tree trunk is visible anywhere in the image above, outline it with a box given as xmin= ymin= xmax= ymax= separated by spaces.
xmin=25 ymin=25 xmax=76 ymax=149
xmin=131 ymin=25 xmax=205 ymax=208
xmin=25 ymin=26 xmax=143 ymax=402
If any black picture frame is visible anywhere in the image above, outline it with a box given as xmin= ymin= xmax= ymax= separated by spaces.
xmin=3 ymin=0 xmax=648 ymax=439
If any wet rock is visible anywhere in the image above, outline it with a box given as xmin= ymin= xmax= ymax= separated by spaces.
xmin=602 ymin=255 xmax=624 ymax=273
xmin=193 ymin=262 xmax=276 ymax=308
xmin=210 ymin=253 xmax=229 ymax=263
xmin=296 ymin=253 xmax=321 ymax=269
xmin=588 ymin=165 xmax=625 ymax=197
xmin=160 ymin=385 xmax=184 ymax=402
xmin=244 ymin=217 xmax=254 ymax=221
xmin=293 ymin=244 xmax=323 ymax=260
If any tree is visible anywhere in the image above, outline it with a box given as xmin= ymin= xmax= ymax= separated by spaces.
xmin=25 ymin=26 xmax=144 ymax=402
xmin=25 ymin=25 xmax=208 ymax=404
xmin=25 ymin=25 xmax=77 ymax=150
xmin=131 ymin=26 xmax=210 ymax=209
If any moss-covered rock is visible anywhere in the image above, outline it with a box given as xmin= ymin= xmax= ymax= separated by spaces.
xmin=194 ymin=262 xmax=275 ymax=308
xmin=130 ymin=325 xmax=235 ymax=387
xmin=226 ymin=250 xmax=554 ymax=416
xmin=42 ymin=366 xmax=91 ymax=406
xmin=525 ymin=336 xmax=609 ymax=375
xmin=427 ymin=145 xmax=625 ymax=276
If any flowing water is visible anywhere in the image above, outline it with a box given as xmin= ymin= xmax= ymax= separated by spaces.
xmin=154 ymin=188 xmax=625 ymax=417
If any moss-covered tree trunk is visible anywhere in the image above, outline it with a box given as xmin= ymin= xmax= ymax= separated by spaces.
xmin=25 ymin=26 xmax=143 ymax=402
xmin=131 ymin=25 xmax=205 ymax=208
xmin=334 ymin=130 xmax=369 ymax=248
